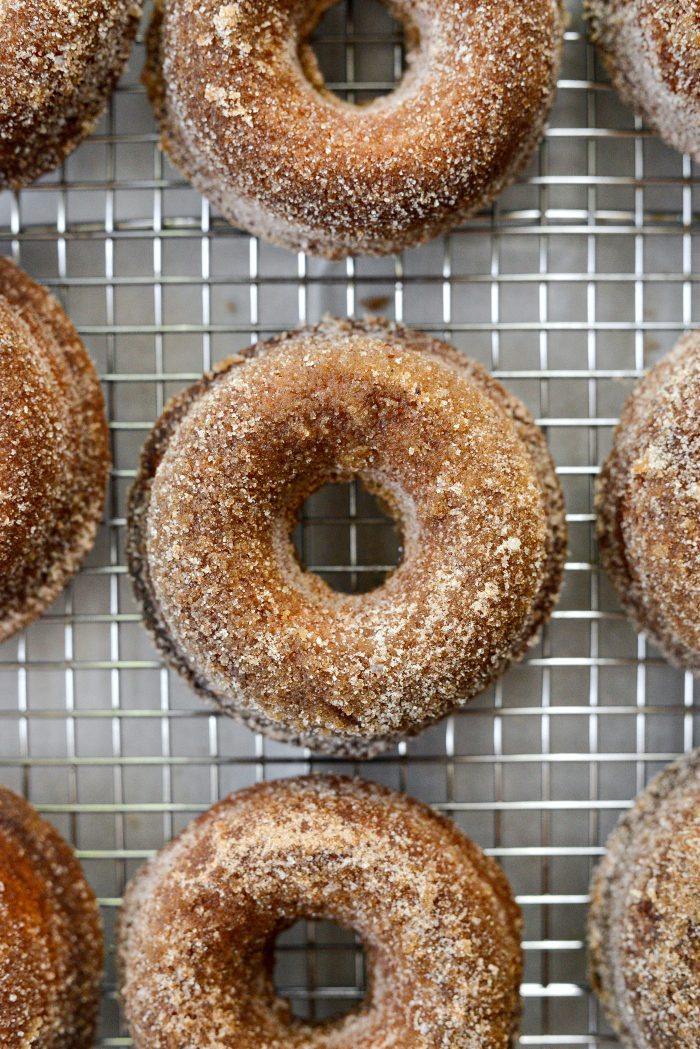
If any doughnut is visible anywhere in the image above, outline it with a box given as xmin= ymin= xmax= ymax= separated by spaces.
xmin=596 ymin=330 xmax=700 ymax=671
xmin=128 ymin=317 xmax=566 ymax=756
xmin=118 ymin=774 xmax=523 ymax=1047
xmin=0 ymin=784 xmax=103 ymax=1048
xmin=0 ymin=257 xmax=110 ymax=643
xmin=585 ymin=0 xmax=700 ymax=160
xmin=144 ymin=0 xmax=566 ymax=258
xmin=588 ymin=749 xmax=700 ymax=1047
xmin=0 ymin=1 xmax=143 ymax=189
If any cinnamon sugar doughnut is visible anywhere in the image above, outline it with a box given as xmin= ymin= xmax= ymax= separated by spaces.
xmin=585 ymin=0 xmax=700 ymax=160
xmin=128 ymin=317 xmax=566 ymax=756
xmin=588 ymin=749 xmax=700 ymax=1047
xmin=0 ymin=257 xmax=110 ymax=643
xmin=0 ymin=1 xmax=144 ymax=189
xmin=144 ymin=0 xmax=566 ymax=258
xmin=596 ymin=331 xmax=700 ymax=671
xmin=119 ymin=775 xmax=523 ymax=1048
xmin=0 ymin=784 xmax=103 ymax=1049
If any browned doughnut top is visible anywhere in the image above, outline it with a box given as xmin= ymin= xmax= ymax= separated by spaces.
xmin=0 ymin=784 xmax=103 ymax=1049
xmin=588 ymin=750 xmax=700 ymax=1047
xmin=119 ymin=775 xmax=522 ymax=1048
xmin=128 ymin=318 xmax=566 ymax=756
xmin=0 ymin=257 xmax=110 ymax=643
xmin=145 ymin=0 xmax=565 ymax=258
xmin=585 ymin=0 xmax=700 ymax=160
xmin=0 ymin=0 xmax=143 ymax=188
xmin=596 ymin=331 xmax=700 ymax=671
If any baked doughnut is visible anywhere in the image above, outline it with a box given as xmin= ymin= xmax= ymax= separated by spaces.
xmin=596 ymin=330 xmax=700 ymax=671
xmin=144 ymin=0 xmax=566 ymax=258
xmin=0 ymin=784 xmax=103 ymax=1049
xmin=128 ymin=317 xmax=566 ymax=756
xmin=588 ymin=749 xmax=700 ymax=1047
xmin=0 ymin=1 xmax=143 ymax=189
xmin=0 ymin=257 xmax=110 ymax=643
xmin=119 ymin=774 xmax=523 ymax=1047
xmin=585 ymin=0 xmax=700 ymax=160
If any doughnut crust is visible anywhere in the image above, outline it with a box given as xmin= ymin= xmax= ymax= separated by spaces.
xmin=588 ymin=750 xmax=700 ymax=1047
xmin=0 ymin=0 xmax=143 ymax=188
xmin=585 ymin=0 xmax=700 ymax=160
xmin=128 ymin=317 xmax=566 ymax=756
xmin=119 ymin=775 xmax=523 ymax=1048
xmin=0 ymin=257 xmax=110 ymax=643
xmin=144 ymin=0 xmax=566 ymax=258
xmin=596 ymin=331 xmax=700 ymax=671
xmin=0 ymin=784 xmax=103 ymax=1049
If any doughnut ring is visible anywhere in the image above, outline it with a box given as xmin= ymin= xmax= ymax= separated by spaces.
xmin=145 ymin=0 xmax=566 ymax=257
xmin=127 ymin=317 xmax=566 ymax=756
xmin=119 ymin=775 xmax=523 ymax=1047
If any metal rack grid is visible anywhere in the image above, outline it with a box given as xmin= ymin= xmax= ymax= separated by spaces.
xmin=1 ymin=0 xmax=699 ymax=1044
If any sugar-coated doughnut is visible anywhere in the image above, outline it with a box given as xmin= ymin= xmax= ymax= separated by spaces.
xmin=0 ymin=0 xmax=143 ymax=188
xmin=0 ymin=784 xmax=103 ymax=1049
xmin=596 ymin=331 xmax=700 ymax=671
xmin=588 ymin=749 xmax=700 ymax=1047
xmin=0 ymin=257 xmax=110 ymax=643
xmin=128 ymin=317 xmax=566 ymax=756
xmin=119 ymin=775 xmax=523 ymax=1048
xmin=585 ymin=0 xmax=700 ymax=160
xmin=144 ymin=0 xmax=566 ymax=258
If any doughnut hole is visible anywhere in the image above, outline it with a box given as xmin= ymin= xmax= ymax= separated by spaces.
xmin=292 ymin=479 xmax=403 ymax=594
xmin=299 ymin=0 xmax=418 ymax=105
xmin=273 ymin=918 xmax=368 ymax=1023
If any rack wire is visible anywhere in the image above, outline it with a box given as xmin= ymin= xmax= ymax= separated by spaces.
xmin=1 ymin=0 xmax=699 ymax=1044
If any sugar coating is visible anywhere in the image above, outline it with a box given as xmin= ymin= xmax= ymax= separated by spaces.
xmin=127 ymin=317 xmax=566 ymax=757
xmin=596 ymin=331 xmax=700 ymax=672
xmin=0 ymin=257 xmax=110 ymax=643
xmin=144 ymin=0 xmax=566 ymax=258
xmin=119 ymin=774 xmax=523 ymax=1048
xmin=0 ymin=784 xmax=103 ymax=1049
xmin=588 ymin=749 xmax=700 ymax=1047
xmin=0 ymin=0 xmax=143 ymax=188
xmin=585 ymin=0 xmax=700 ymax=160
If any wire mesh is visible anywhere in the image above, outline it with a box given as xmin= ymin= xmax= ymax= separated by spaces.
xmin=1 ymin=0 xmax=699 ymax=1044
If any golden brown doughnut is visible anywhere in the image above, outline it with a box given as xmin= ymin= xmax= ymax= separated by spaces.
xmin=0 ymin=0 xmax=143 ymax=188
xmin=588 ymin=749 xmax=700 ymax=1047
xmin=144 ymin=0 xmax=566 ymax=258
xmin=119 ymin=775 xmax=523 ymax=1048
xmin=0 ymin=784 xmax=103 ymax=1049
xmin=596 ymin=331 xmax=700 ymax=671
xmin=585 ymin=0 xmax=700 ymax=160
xmin=0 ymin=257 xmax=110 ymax=643
xmin=128 ymin=317 xmax=566 ymax=756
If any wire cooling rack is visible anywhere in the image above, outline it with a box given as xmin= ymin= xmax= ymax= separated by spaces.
xmin=1 ymin=1 xmax=700 ymax=1044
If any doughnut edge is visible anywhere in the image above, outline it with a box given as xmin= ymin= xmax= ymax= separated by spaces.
xmin=0 ymin=258 xmax=111 ymax=643
xmin=595 ymin=331 xmax=700 ymax=673
xmin=587 ymin=749 xmax=700 ymax=1047
xmin=0 ymin=785 xmax=104 ymax=1049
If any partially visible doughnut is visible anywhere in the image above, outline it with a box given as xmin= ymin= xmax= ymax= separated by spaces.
xmin=585 ymin=0 xmax=700 ymax=160
xmin=596 ymin=330 xmax=700 ymax=671
xmin=119 ymin=775 xmax=523 ymax=1048
xmin=127 ymin=317 xmax=566 ymax=756
xmin=145 ymin=0 xmax=566 ymax=258
xmin=0 ymin=0 xmax=143 ymax=188
xmin=0 ymin=257 xmax=110 ymax=643
xmin=588 ymin=749 xmax=700 ymax=1047
xmin=0 ymin=784 xmax=103 ymax=1049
